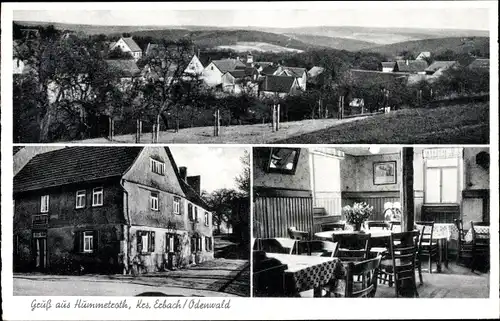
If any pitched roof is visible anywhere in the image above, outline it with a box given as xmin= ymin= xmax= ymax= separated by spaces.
xmin=121 ymin=37 xmax=142 ymax=52
xmin=281 ymin=66 xmax=307 ymax=78
xmin=416 ymin=51 xmax=431 ymax=59
xmin=468 ymin=58 xmax=489 ymax=70
xmin=381 ymin=62 xmax=396 ymax=69
xmin=260 ymin=75 xmax=296 ymax=93
xmin=105 ymin=59 xmax=140 ymax=77
xmin=261 ymin=65 xmax=280 ymax=75
xmin=349 ymin=69 xmax=409 ymax=87
xmin=425 ymin=61 xmax=457 ymax=73
xmin=226 ymin=70 xmax=247 ymax=79
xmin=308 ymin=66 xmax=325 ymax=78
xmin=395 ymin=60 xmax=428 ymax=73
xmin=211 ymin=59 xmax=246 ymax=73
xmin=14 ymin=147 xmax=142 ymax=193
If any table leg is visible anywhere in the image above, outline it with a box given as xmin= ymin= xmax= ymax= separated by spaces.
xmin=313 ymin=286 xmax=322 ymax=297
xmin=437 ymin=240 xmax=443 ymax=273
xmin=444 ymin=240 xmax=449 ymax=269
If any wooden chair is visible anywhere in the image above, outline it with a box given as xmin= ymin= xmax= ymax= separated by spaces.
xmin=344 ymin=256 xmax=382 ymax=298
xmin=454 ymin=219 xmax=473 ymax=266
xmin=287 ymin=227 xmax=309 ymax=240
xmin=333 ymin=233 xmax=371 ymax=262
xmin=379 ymin=231 xmax=420 ymax=297
xmin=367 ymin=221 xmax=390 ymax=230
xmin=254 ymin=238 xmax=291 ymax=254
xmin=294 ymin=240 xmax=337 ymax=257
xmin=321 ymin=222 xmax=346 ymax=231
xmin=252 ymin=250 xmax=288 ymax=297
xmin=415 ymin=221 xmax=439 ymax=273
xmin=389 ymin=221 xmax=401 ymax=231
xmin=470 ymin=221 xmax=490 ymax=273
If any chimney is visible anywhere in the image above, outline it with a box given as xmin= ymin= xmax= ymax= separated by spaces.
xmin=187 ymin=176 xmax=201 ymax=195
xmin=179 ymin=166 xmax=187 ymax=182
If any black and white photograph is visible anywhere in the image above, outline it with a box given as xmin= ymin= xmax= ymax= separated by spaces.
xmin=12 ymin=146 xmax=250 ymax=297
xmin=252 ymin=146 xmax=490 ymax=298
xmin=11 ymin=6 xmax=490 ymax=144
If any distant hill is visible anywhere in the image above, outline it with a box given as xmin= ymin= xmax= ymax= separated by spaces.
xmin=285 ymin=33 xmax=376 ymax=51
xmin=364 ymin=36 xmax=490 ymax=57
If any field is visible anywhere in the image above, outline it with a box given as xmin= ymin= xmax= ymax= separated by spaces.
xmin=218 ymin=42 xmax=304 ymax=53
xmin=277 ymin=102 xmax=489 ymax=144
xmin=77 ymin=102 xmax=488 ymax=144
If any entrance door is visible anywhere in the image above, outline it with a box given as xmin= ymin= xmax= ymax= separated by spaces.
xmin=33 ymin=236 xmax=47 ymax=270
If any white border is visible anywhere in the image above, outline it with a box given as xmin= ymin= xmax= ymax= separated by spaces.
xmin=2 ymin=1 xmax=499 ymax=320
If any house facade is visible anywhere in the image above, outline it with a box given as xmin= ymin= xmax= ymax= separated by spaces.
xmin=259 ymin=75 xmax=300 ymax=99
xmin=274 ymin=66 xmax=307 ymax=91
xmin=202 ymin=59 xmax=247 ymax=87
xmin=13 ymin=147 xmax=213 ymax=274
xmin=109 ymin=37 xmax=143 ymax=60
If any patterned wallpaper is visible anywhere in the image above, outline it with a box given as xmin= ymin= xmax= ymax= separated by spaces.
xmin=253 ymin=147 xmax=311 ymax=190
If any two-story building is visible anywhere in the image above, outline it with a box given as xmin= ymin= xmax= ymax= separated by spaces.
xmin=109 ymin=37 xmax=143 ymax=60
xmin=13 ymin=146 xmax=213 ymax=274
xmin=202 ymin=59 xmax=247 ymax=87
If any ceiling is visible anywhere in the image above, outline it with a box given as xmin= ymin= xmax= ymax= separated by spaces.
xmin=334 ymin=147 xmax=401 ymax=156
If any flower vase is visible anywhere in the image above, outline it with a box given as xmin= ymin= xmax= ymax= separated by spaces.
xmin=353 ymin=222 xmax=362 ymax=231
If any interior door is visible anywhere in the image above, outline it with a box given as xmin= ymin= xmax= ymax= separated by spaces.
xmin=310 ymin=152 xmax=342 ymax=216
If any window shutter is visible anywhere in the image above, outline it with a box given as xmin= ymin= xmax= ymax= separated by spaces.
xmin=137 ymin=231 xmax=142 ymax=253
xmin=165 ymin=233 xmax=170 ymax=252
xmin=191 ymin=238 xmax=195 ymax=252
xmin=198 ymin=237 xmax=202 ymax=252
xmin=93 ymin=230 xmax=99 ymax=252
xmin=74 ymin=231 xmax=81 ymax=253
xmin=150 ymin=231 xmax=155 ymax=252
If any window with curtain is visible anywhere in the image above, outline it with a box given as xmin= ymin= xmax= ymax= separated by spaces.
xmin=424 ymin=148 xmax=461 ymax=204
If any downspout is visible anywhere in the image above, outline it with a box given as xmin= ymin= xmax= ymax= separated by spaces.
xmin=120 ymin=178 xmax=132 ymax=275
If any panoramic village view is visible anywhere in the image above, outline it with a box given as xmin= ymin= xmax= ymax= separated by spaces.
xmin=12 ymin=9 xmax=490 ymax=144
xmin=13 ymin=145 xmax=250 ymax=296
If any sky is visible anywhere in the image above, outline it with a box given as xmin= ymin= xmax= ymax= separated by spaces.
xmin=13 ymin=7 xmax=490 ymax=30
xmin=170 ymin=146 xmax=248 ymax=193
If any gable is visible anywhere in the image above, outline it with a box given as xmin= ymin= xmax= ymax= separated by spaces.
xmin=122 ymin=147 xmax=185 ymax=197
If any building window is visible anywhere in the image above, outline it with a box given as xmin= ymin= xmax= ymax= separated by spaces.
xmin=173 ymin=197 xmax=180 ymax=214
xmin=92 ymin=187 xmax=103 ymax=206
xmin=137 ymin=230 xmax=155 ymax=253
xmin=205 ymin=236 xmax=212 ymax=252
xmin=76 ymin=190 xmax=86 ymax=209
xmin=40 ymin=195 xmax=49 ymax=213
xmin=188 ymin=203 xmax=194 ymax=221
xmin=424 ymin=149 xmax=460 ymax=204
xmin=204 ymin=212 xmax=209 ymax=226
xmin=194 ymin=207 xmax=198 ymax=222
xmin=83 ymin=231 xmax=94 ymax=253
xmin=165 ymin=233 xmax=177 ymax=253
xmin=150 ymin=192 xmax=159 ymax=211
xmin=150 ymin=158 xmax=165 ymax=175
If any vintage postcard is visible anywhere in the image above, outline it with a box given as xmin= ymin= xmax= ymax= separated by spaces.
xmin=1 ymin=1 xmax=499 ymax=320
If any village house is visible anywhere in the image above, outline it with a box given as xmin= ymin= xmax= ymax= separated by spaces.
xmin=109 ymin=37 xmax=143 ymax=60
xmin=202 ymin=58 xmax=247 ymax=87
xmin=13 ymin=147 xmax=214 ymax=274
xmin=259 ymin=75 xmax=300 ymax=99
xmin=416 ymin=51 xmax=431 ymax=60
xmin=381 ymin=62 xmax=397 ymax=73
xmin=425 ymin=61 xmax=457 ymax=77
xmin=393 ymin=60 xmax=428 ymax=74
xmin=274 ymin=66 xmax=308 ymax=91
xmin=221 ymin=67 xmax=260 ymax=94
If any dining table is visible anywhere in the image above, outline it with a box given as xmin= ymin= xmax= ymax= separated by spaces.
xmin=464 ymin=225 xmax=490 ymax=243
xmin=265 ymin=252 xmax=346 ymax=297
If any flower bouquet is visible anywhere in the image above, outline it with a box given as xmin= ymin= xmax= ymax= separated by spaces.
xmin=342 ymin=202 xmax=374 ymax=231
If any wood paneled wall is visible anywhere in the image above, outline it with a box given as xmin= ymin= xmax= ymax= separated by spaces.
xmin=253 ymin=187 xmax=314 ymax=239
xmin=341 ymin=191 xmax=400 ymax=221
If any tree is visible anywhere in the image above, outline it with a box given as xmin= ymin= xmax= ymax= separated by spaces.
xmin=107 ymin=47 xmax=133 ymax=60
xmin=235 ymin=150 xmax=250 ymax=196
xmin=203 ymin=188 xmax=239 ymax=235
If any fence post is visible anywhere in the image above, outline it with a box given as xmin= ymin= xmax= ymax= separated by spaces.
xmin=276 ymin=104 xmax=280 ymax=131
xmin=272 ymin=104 xmax=276 ymax=132
xmin=156 ymin=114 xmax=160 ymax=143
xmin=108 ymin=117 xmax=112 ymax=141
xmin=152 ymin=124 xmax=156 ymax=143
xmin=217 ymin=109 xmax=220 ymax=136
xmin=214 ymin=111 xmax=217 ymax=136
xmin=111 ymin=118 xmax=114 ymax=141
xmin=135 ymin=119 xmax=140 ymax=143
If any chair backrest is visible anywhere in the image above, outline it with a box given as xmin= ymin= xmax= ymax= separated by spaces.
xmin=388 ymin=231 xmax=419 ymax=291
xmin=255 ymin=238 xmax=291 ymax=254
xmin=344 ymin=256 xmax=382 ymax=298
xmin=294 ymin=240 xmax=337 ymax=257
xmin=367 ymin=221 xmax=389 ymax=230
xmin=454 ymin=219 xmax=467 ymax=241
xmin=471 ymin=221 xmax=490 ymax=245
xmin=389 ymin=221 xmax=401 ymax=232
xmin=321 ymin=222 xmax=346 ymax=231
xmin=333 ymin=233 xmax=371 ymax=262
xmin=415 ymin=221 xmax=434 ymax=244
xmin=287 ymin=227 xmax=309 ymax=240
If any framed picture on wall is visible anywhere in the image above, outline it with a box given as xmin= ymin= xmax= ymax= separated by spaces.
xmin=266 ymin=148 xmax=301 ymax=174
xmin=373 ymin=161 xmax=397 ymax=185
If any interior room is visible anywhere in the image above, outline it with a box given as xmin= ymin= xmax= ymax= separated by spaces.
xmin=252 ymin=146 xmax=490 ymax=298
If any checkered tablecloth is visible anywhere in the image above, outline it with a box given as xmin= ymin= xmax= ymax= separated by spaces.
xmin=433 ymin=223 xmax=459 ymax=241
xmin=464 ymin=226 xmax=490 ymax=243
xmin=266 ymin=253 xmax=346 ymax=294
